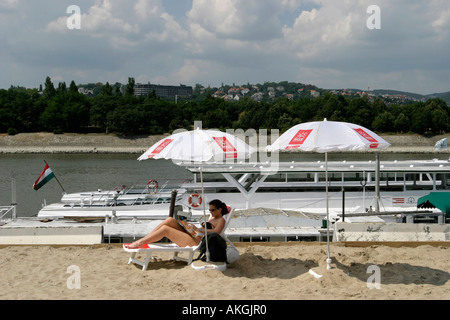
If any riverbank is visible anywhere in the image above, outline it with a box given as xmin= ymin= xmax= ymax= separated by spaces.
xmin=0 ymin=132 xmax=449 ymax=154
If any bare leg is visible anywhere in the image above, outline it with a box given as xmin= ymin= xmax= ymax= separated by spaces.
xmin=127 ymin=217 xmax=199 ymax=248
xmin=151 ymin=217 xmax=184 ymax=233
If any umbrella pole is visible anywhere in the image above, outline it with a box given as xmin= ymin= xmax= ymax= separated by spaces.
xmin=325 ymin=152 xmax=332 ymax=270
xmin=375 ymin=152 xmax=380 ymax=213
xmin=200 ymin=163 xmax=210 ymax=262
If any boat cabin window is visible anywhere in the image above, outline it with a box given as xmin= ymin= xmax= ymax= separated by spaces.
xmin=403 ymin=172 xmax=441 ymax=191
xmin=436 ymin=173 xmax=450 ymax=190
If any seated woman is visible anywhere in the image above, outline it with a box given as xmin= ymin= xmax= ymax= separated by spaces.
xmin=126 ymin=199 xmax=229 ymax=249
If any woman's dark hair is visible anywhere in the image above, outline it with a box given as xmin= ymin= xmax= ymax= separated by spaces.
xmin=208 ymin=199 xmax=228 ymax=216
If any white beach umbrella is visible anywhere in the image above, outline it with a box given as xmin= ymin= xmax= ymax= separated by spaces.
xmin=268 ymin=119 xmax=390 ymax=270
xmin=138 ymin=128 xmax=253 ymax=163
xmin=138 ymin=125 xmax=254 ymax=262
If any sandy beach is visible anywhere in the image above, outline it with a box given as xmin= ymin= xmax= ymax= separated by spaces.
xmin=1 ymin=242 xmax=448 ymax=300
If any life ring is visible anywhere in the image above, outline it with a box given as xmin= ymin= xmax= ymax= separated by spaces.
xmin=188 ymin=193 xmax=202 ymax=208
xmin=147 ymin=179 xmax=158 ymax=193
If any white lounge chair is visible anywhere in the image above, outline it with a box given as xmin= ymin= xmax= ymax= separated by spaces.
xmin=123 ymin=208 xmax=235 ymax=271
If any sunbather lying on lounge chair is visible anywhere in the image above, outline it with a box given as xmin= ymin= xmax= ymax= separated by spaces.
xmin=125 ymin=199 xmax=229 ymax=249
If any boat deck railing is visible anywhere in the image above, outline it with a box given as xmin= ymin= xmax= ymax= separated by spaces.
xmin=338 ymin=209 xmax=447 ymax=224
xmin=0 ymin=206 xmax=16 ymax=221
xmin=61 ymin=179 xmax=190 ymax=207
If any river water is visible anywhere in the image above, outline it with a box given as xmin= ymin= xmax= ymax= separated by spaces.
xmin=1 ymin=153 xmax=448 ymax=217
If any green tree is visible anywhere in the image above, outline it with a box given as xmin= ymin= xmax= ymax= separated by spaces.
xmin=107 ymin=105 xmax=145 ymax=135
xmin=43 ymin=76 xmax=56 ymax=99
xmin=430 ymin=108 xmax=449 ymax=133
xmin=125 ymin=77 xmax=135 ymax=96
xmin=372 ymin=111 xmax=395 ymax=132
xmin=114 ymin=84 xmax=122 ymax=96
xmin=69 ymin=81 xmax=78 ymax=93
xmin=57 ymin=82 xmax=67 ymax=93
xmin=61 ymin=102 xmax=89 ymax=131
xmin=277 ymin=113 xmax=293 ymax=132
xmin=90 ymin=95 xmax=117 ymax=132
xmin=40 ymin=101 xmax=63 ymax=132
xmin=393 ymin=112 xmax=410 ymax=133
xmin=101 ymin=82 xmax=113 ymax=96
xmin=426 ymin=98 xmax=449 ymax=133
xmin=410 ymin=102 xmax=429 ymax=134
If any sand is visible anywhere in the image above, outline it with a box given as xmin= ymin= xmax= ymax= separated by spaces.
xmin=1 ymin=242 xmax=448 ymax=300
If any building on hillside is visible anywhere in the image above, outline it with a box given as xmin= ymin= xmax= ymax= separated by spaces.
xmin=134 ymin=82 xmax=193 ymax=99
xmin=212 ymin=90 xmax=226 ymax=99
xmin=310 ymin=90 xmax=320 ymax=98
xmin=227 ymin=87 xmax=240 ymax=95
xmin=251 ymin=92 xmax=264 ymax=102
xmin=240 ymin=87 xmax=250 ymax=95
xmin=78 ymin=87 xmax=94 ymax=95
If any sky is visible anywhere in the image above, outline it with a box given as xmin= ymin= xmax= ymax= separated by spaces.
xmin=1 ymin=0 xmax=449 ymax=95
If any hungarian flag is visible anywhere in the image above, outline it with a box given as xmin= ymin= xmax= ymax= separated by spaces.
xmin=32 ymin=163 xmax=55 ymax=190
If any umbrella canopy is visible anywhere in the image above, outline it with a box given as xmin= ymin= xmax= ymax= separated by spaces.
xmin=267 ymin=119 xmax=390 ymax=153
xmin=138 ymin=126 xmax=254 ymax=263
xmin=268 ymin=119 xmax=390 ymax=270
xmin=138 ymin=128 xmax=253 ymax=163
xmin=435 ymin=138 xmax=448 ymax=151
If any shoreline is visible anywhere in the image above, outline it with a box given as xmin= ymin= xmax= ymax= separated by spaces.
xmin=0 ymin=147 xmax=449 ymax=154
xmin=0 ymin=132 xmax=449 ymax=154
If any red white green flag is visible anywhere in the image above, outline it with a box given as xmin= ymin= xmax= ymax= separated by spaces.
xmin=32 ymin=163 xmax=55 ymax=190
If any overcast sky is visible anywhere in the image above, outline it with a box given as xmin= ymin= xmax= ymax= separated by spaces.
xmin=1 ymin=0 xmax=449 ymax=94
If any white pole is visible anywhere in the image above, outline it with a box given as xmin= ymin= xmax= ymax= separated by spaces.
xmin=375 ymin=152 xmax=380 ymax=213
xmin=326 ymin=152 xmax=332 ymax=270
xmin=362 ymin=170 xmax=366 ymax=210
xmin=11 ymin=172 xmax=17 ymax=221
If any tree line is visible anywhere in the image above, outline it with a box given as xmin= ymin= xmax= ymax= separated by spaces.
xmin=1 ymin=77 xmax=448 ymax=136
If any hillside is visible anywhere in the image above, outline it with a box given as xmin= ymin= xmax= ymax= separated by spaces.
xmin=370 ymin=89 xmax=425 ymax=101
xmin=72 ymin=79 xmax=450 ymax=105
xmin=427 ymin=91 xmax=450 ymax=105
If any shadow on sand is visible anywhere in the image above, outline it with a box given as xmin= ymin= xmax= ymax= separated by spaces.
xmin=333 ymin=258 xmax=450 ymax=286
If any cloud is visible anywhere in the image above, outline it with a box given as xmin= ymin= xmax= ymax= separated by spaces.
xmin=145 ymin=12 xmax=188 ymax=42
xmin=46 ymin=0 xmax=140 ymax=36
xmin=282 ymin=1 xmax=369 ymax=60
xmin=149 ymin=59 xmax=211 ymax=85
xmin=187 ymin=0 xmax=284 ymax=41
xmin=0 ymin=0 xmax=19 ymax=9
xmin=1 ymin=0 xmax=449 ymax=94
xmin=275 ymin=0 xmax=450 ymax=93
xmin=134 ymin=0 xmax=163 ymax=20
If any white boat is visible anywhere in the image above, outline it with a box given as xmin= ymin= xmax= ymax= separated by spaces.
xmin=37 ymin=180 xmax=191 ymax=219
xmin=37 ymin=158 xmax=450 ymax=222
xmin=59 ymin=181 xmax=183 ymax=206
xmin=177 ymin=158 xmax=450 ymax=222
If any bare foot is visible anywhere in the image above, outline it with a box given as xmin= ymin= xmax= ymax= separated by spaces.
xmin=126 ymin=241 xmax=145 ymax=249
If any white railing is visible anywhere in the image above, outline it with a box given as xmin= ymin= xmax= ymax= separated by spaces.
xmin=0 ymin=206 xmax=16 ymax=221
